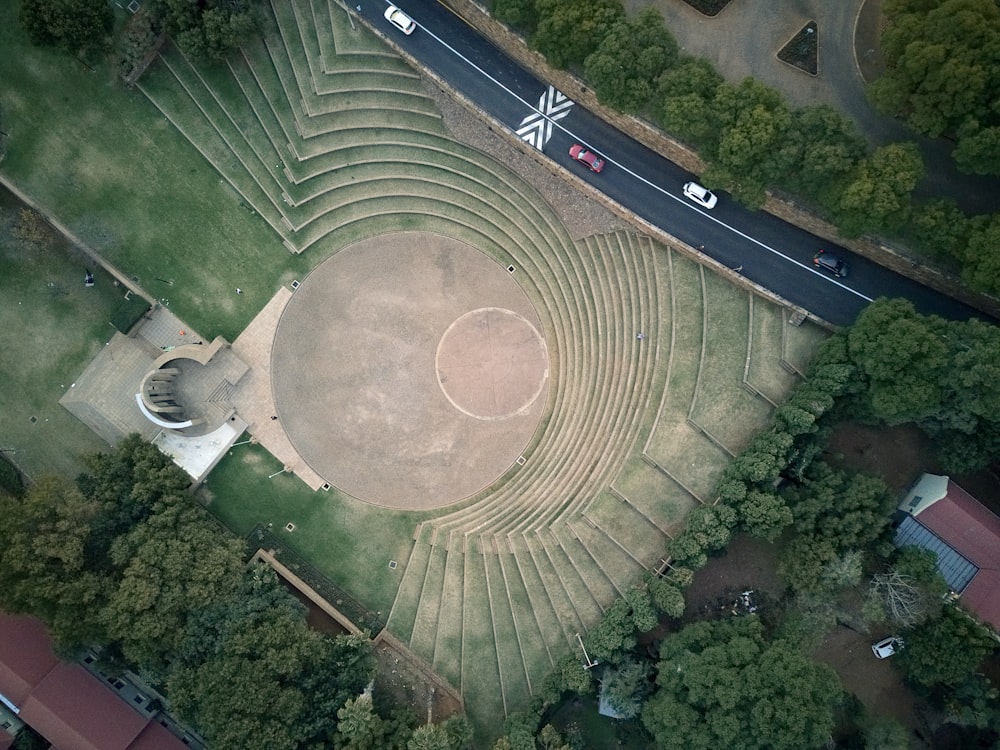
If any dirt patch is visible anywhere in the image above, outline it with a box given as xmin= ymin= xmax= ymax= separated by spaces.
xmin=825 ymin=421 xmax=938 ymax=494
xmin=682 ymin=534 xmax=786 ymax=618
xmin=372 ymin=631 xmax=464 ymax=725
xmin=814 ymin=626 xmax=932 ymax=747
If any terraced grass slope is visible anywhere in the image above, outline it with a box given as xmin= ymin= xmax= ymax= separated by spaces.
xmin=138 ymin=0 xmax=828 ymax=730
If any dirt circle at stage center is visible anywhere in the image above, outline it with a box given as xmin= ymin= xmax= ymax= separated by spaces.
xmin=271 ymin=233 xmax=550 ymax=510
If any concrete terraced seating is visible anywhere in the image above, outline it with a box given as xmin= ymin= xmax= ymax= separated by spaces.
xmin=388 ymin=231 xmax=666 ymax=721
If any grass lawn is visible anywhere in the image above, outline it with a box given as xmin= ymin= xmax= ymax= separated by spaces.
xmin=0 ymin=188 xmax=133 ymax=479
xmin=201 ymin=441 xmax=438 ymax=616
xmin=0 ymin=2 xmax=308 ymax=341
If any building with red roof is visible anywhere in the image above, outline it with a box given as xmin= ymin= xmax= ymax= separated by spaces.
xmin=0 ymin=612 xmax=194 ymax=750
xmin=896 ymin=473 xmax=1000 ymax=631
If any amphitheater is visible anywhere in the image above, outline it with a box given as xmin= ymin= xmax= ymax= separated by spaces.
xmin=136 ymin=0 xmax=827 ymax=726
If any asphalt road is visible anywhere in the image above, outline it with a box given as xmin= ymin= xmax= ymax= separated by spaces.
xmin=369 ymin=0 xmax=983 ymax=327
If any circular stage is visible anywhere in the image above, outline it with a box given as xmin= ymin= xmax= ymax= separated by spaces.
xmin=271 ymin=233 xmax=549 ymax=510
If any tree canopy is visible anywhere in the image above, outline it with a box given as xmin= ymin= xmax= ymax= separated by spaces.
xmin=148 ymin=0 xmax=259 ymax=60
xmin=531 ymin=0 xmax=624 ymax=69
xmin=0 ymin=437 xmax=379 ymax=749
xmin=19 ymin=0 xmax=111 ymax=53
xmin=583 ymin=8 xmax=678 ymax=114
xmin=642 ymin=617 xmax=841 ymax=750
xmin=896 ymin=605 xmax=996 ymax=687
xmin=843 ymin=298 xmax=1000 ymax=473
xmin=869 ymin=0 xmax=1000 ymax=176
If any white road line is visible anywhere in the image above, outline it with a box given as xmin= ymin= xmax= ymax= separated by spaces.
xmin=395 ymin=6 xmax=873 ymax=303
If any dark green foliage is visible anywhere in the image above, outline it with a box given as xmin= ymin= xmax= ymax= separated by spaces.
xmin=942 ymin=674 xmax=1000 ymax=729
xmin=583 ymin=8 xmax=678 ymax=113
xmin=847 ymin=297 xmax=949 ymax=423
xmin=958 ymin=213 xmax=1000 ymax=296
xmin=786 ymin=105 xmax=867 ymax=204
xmin=845 ymin=298 xmax=1000 ymax=473
xmin=906 ymin=198 xmax=976 ymax=260
xmin=117 ymin=9 xmax=162 ymax=81
xmin=102 ymin=495 xmax=248 ymax=674
xmin=704 ymin=79 xmax=796 ymax=208
xmin=493 ymin=0 xmax=538 ymax=34
xmin=502 ymin=711 xmax=540 ymax=750
xmin=149 ymin=0 xmax=259 ymax=60
xmin=642 ymin=617 xmax=841 ymax=750
xmin=896 ymin=606 xmax=996 ymax=687
xmin=831 ymin=142 xmax=924 ymax=237
xmin=585 ymin=597 xmax=637 ymax=662
xmin=0 ymin=438 xmax=377 ymax=748
xmin=0 ymin=475 xmax=111 ymax=652
xmin=601 ymin=657 xmax=653 ymax=718
xmin=779 ymin=462 xmax=895 ymax=592
xmin=647 ymin=575 xmax=686 ymax=618
xmin=531 ymin=0 xmax=623 ymax=69
xmin=869 ymin=0 xmax=1000 ymax=176
xmin=655 ymin=57 xmax=724 ymax=148
xmin=19 ymin=0 xmax=111 ymax=53
xmin=734 ymin=489 xmax=792 ymax=541
xmin=77 ymin=433 xmax=191 ymax=565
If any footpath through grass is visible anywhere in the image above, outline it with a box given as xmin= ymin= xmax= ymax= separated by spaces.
xmin=0 ymin=3 xmax=305 ymax=341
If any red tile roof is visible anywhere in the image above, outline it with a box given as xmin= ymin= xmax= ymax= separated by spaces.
xmin=918 ymin=479 xmax=1000 ymax=630
xmin=20 ymin=663 xmax=149 ymax=750
xmin=0 ymin=613 xmax=58 ymax=706
xmin=0 ymin=613 xmax=187 ymax=750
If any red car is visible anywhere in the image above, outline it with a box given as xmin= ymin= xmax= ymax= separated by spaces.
xmin=569 ymin=144 xmax=605 ymax=173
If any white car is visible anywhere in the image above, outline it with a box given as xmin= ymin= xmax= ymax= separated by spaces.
xmin=384 ymin=4 xmax=416 ymax=34
xmin=871 ymin=636 xmax=903 ymax=659
xmin=683 ymin=181 xmax=718 ymax=209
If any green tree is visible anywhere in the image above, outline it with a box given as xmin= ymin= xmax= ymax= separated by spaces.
xmin=869 ymin=0 xmax=1000 ymax=175
xmin=642 ymin=617 xmax=841 ymax=750
xmin=585 ymin=597 xmax=637 ymax=662
xmin=102 ymin=496 xmax=247 ymax=672
xmin=862 ymin=715 xmax=910 ymax=750
xmin=583 ymin=8 xmax=678 ymax=113
xmin=335 ymin=695 xmax=386 ymax=750
xmin=407 ymin=724 xmax=450 ymax=750
xmin=942 ymin=674 xmax=1000 ymax=729
xmin=958 ymin=213 xmax=1000 ymax=295
xmin=846 ymin=298 xmax=949 ymax=423
xmin=832 ymin=143 xmax=923 ymax=236
xmin=149 ymin=0 xmax=259 ymax=60
xmin=602 ymin=657 xmax=653 ymax=718
xmin=896 ymin=606 xmax=996 ymax=686
xmin=493 ymin=0 xmax=538 ymax=33
xmin=655 ymin=57 xmax=724 ymax=149
xmin=905 ymin=198 xmax=974 ymax=260
xmin=0 ymin=475 xmax=110 ymax=652
xmin=704 ymin=79 xmax=795 ymax=208
xmin=531 ymin=0 xmax=624 ymax=69
xmin=536 ymin=724 xmax=570 ymax=750
xmin=647 ymin=575 xmax=686 ymax=618
xmin=19 ymin=0 xmax=111 ymax=53
xmin=733 ymin=489 xmax=793 ymax=540
xmin=77 ymin=433 xmax=191 ymax=565
xmin=785 ymin=105 xmax=867 ymax=203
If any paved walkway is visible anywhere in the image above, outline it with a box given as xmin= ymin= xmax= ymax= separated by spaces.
xmin=626 ymin=0 xmax=1000 ymax=214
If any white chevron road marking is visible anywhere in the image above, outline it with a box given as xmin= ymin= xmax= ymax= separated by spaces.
xmin=516 ymin=85 xmax=574 ymax=150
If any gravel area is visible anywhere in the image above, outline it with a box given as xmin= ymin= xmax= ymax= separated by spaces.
xmin=423 ymin=81 xmax=628 ymax=241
